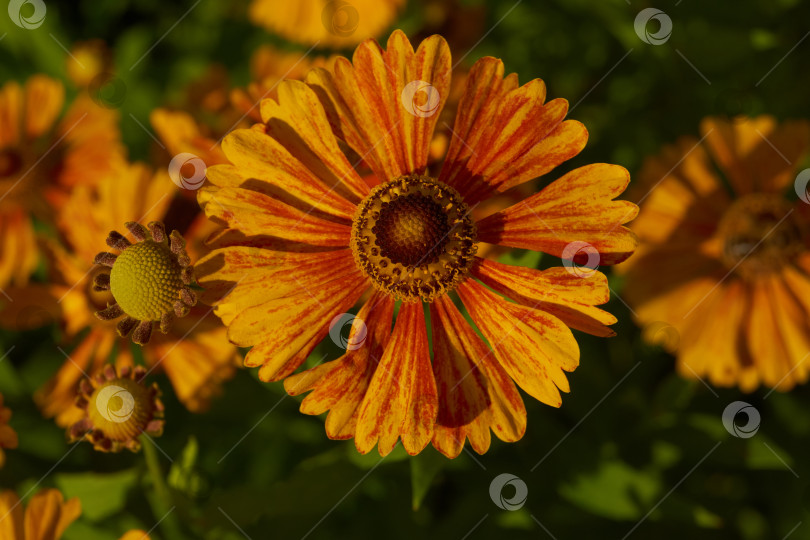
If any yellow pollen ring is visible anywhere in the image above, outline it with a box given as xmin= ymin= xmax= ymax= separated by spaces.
xmin=350 ymin=174 xmax=477 ymax=302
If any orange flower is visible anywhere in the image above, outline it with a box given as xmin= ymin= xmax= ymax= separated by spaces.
xmin=619 ymin=115 xmax=810 ymax=392
xmin=0 ymin=393 xmax=18 ymax=468
xmin=0 ymin=75 xmax=123 ymax=291
xmin=0 ymin=161 xmax=240 ymax=427
xmin=0 ymin=488 xmax=149 ymax=540
xmin=196 ymin=31 xmax=637 ymax=457
xmin=249 ymin=0 xmax=405 ymax=49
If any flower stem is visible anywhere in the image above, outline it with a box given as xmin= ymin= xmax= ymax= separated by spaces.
xmin=141 ymin=434 xmax=185 ymax=539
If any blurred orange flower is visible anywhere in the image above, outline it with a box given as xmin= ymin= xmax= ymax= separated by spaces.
xmin=196 ymin=30 xmax=637 ymax=457
xmin=0 ymin=393 xmax=18 ymax=468
xmin=0 ymin=488 xmax=150 ymax=540
xmin=0 ymin=75 xmax=123 ymax=291
xmin=619 ymin=115 xmax=810 ymax=392
xmin=0 ymin=161 xmax=240 ymax=427
xmin=249 ymin=0 xmax=405 ymax=48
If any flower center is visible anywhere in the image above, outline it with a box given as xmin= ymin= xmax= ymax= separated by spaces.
xmin=717 ymin=194 xmax=804 ymax=277
xmin=86 ymin=377 xmax=153 ymax=442
xmin=351 ymin=174 xmax=477 ymax=302
xmin=110 ymin=240 xmax=184 ymax=321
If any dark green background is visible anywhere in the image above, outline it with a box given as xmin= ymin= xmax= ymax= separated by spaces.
xmin=1 ymin=0 xmax=809 ymax=538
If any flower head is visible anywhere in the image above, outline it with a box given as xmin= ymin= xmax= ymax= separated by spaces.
xmin=68 ymin=364 xmax=165 ymax=453
xmin=0 ymin=75 xmax=122 ymax=290
xmin=619 ymin=115 xmax=810 ymax=392
xmin=93 ymin=221 xmax=197 ymax=345
xmin=196 ymin=30 xmax=637 ymax=457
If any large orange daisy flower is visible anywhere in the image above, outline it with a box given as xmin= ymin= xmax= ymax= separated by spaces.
xmin=196 ymin=30 xmax=637 ymax=457
xmin=0 ymin=161 xmax=240 ymax=427
xmin=619 ymin=115 xmax=810 ymax=392
xmin=0 ymin=75 xmax=123 ymax=291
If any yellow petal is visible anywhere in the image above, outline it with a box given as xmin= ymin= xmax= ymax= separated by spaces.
xmin=430 ymin=295 xmax=525 ymax=458
xmin=458 ymin=279 xmax=579 ymax=407
xmin=0 ymin=490 xmax=24 ymax=540
xmin=355 ymin=301 xmax=437 ymax=456
xmin=23 ymin=489 xmax=81 ymax=540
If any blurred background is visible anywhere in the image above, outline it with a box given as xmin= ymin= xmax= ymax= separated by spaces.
xmin=1 ymin=0 xmax=810 ymax=538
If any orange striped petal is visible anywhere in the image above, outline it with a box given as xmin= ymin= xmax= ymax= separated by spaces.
xmin=355 ymin=301 xmax=437 ymax=456
xmin=23 ymin=489 xmax=81 ymax=540
xmin=198 ymin=184 xmax=351 ymax=248
xmin=430 ymin=295 xmax=525 ymax=458
xmin=457 ymin=279 xmax=579 ymax=407
xmin=285 ymin=292 xmax=395 ymax=439
xmin=24 ymin=75 xmax=64 ymax=140
xmin=236 ymin=276 xmax=369 ymax=382
xmin=259 ymin=79 xmax=370 ymax=202
xmin=196 ymin=247 xmax=357 ymax=325
xmin=472 ymin=258 xmax=617 ymax=337
xmin=222 ymin=127 xmax=358 ymax=220
xmin=306 ymin=30 xmax=451 ymax=183
xmin=477 ymin=163 xmax=638 ymax=265
xmin=702 ymin=116 xmax=810 ymax=196
xmin=0 ymin=490 xmax=24 ymax=540
xmin=440 ymin=57 xmax=587 ymax=204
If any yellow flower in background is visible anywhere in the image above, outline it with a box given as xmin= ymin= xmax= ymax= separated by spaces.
xmin=619 ymin=115 xmax=810 ymax=392
xmin=230 ymin=45 xmax=339 ymax=124
xmin=0 ymin=75 xmax=123 ymax=291
xmin=196 ymin=30 xmax=637 ymax=457
xmin=0 ymin=488 xmax=80 ymax=540
xmin=0 ymin=488 xmax=150 ymax=540
xmin=249 ymin=0 xmax=405 ymax=48
xmin=0 ymin=393 xmax=18 ymax=468
xmin=0 ymin=161 xmax=240 ymax=427
xmin=65 ymin=39 xmax=112 ymax=88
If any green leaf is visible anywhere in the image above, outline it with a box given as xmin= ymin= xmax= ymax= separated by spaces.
xmin=55 ymin=469 xmax=138 ymax=521
xmin=410 ymin=447 xmax=447 ymax=511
